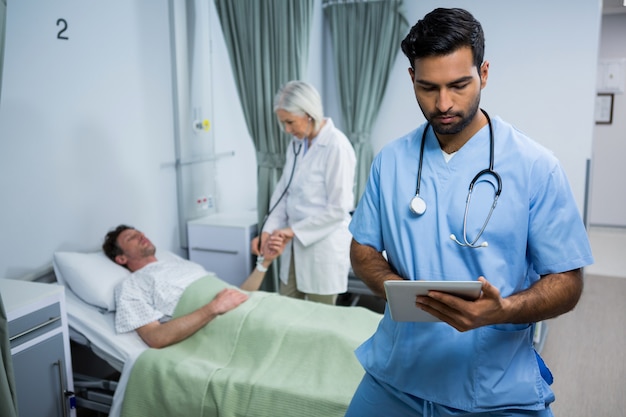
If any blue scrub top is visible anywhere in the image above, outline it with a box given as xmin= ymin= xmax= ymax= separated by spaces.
xmin=349 ymin=115 xmax=594 ymax=412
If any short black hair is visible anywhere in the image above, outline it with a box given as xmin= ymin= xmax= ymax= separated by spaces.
xmin=401 ymin=8 xmax=485 ymax=70
xmin=102 ymin=224 xmax=134 ymax=262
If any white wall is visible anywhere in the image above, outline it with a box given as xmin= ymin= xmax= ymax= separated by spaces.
xmin=0 ymin=0 xmax=180 ymax=279
xmin=367 ymin=1 xmax=601 ymax=214
xmin=0 ymin=0 xmax=603 ymax=280
xmin=588 ymin=13 xmax=626 ymax=226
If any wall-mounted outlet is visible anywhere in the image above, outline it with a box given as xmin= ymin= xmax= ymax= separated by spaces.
xmin=193 ymin=119 xmax=211 ymax=132
xmin=195 ymin=195 xmax=215 ymax=211
xmin=195 ymin=196 xmax=207 ymax=211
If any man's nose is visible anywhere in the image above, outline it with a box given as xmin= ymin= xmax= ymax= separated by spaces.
xmin=436 ymin=89 xmax=453 ymax=112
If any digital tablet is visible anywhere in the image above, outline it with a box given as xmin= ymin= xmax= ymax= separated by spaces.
xmin=384 ymin=280 xmax=483 ymax=322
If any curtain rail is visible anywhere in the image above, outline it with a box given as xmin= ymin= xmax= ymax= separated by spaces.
xmin=322 ymin=0 xmax=400 ymax=8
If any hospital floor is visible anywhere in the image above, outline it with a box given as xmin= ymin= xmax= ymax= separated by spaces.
xmin=585 ymin=225 xmax=626 ymax=279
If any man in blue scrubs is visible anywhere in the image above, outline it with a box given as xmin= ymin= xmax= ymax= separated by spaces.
xmin=347 ymin=8 xmax=594 ymax=417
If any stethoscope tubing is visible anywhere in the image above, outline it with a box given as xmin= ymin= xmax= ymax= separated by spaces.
xmin=257 ymin=140 xmax=303 ymax=253
xmin=414 ymin=109 xmax=502 ymax=248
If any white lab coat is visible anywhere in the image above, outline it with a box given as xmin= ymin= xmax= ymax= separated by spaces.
xmin=263 ymin=118 xmax=356 ymax=295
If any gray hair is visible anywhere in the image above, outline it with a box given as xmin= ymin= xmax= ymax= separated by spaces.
xmin=273 ymin=80 xmax=324 ymax=132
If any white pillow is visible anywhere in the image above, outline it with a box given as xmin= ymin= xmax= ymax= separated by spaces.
xmin=53 ymin=249 xmax=182 ymax=312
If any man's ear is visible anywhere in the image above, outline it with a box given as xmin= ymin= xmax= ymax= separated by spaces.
xmin=115 ymin=254 xmax=128 ymax=266
xmin=479 ymin=60 xmax=489 ymax=89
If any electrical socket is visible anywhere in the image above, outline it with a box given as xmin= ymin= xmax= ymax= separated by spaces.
xmin=195 ymin=195 xmax=215 ymax=211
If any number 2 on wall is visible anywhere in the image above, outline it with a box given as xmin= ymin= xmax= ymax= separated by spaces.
xmin=57 ymin=18 xmax=68 ymax=40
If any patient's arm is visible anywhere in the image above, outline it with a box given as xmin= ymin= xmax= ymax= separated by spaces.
xmin=239 ymin=257 xmax=273 ymax=291
xmin=136 ymin=288 xmax=248 ymax=348
xmin=240 ymin=233 xmax=289 ymax=291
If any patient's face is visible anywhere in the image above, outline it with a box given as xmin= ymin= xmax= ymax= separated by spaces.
xmin=116 ymin=229 xmax=156 ymax=264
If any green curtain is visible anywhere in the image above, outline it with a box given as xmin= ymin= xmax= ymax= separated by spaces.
xmin=323 ymin=0 xmax=408 ymax=204
xmin=213 ymin=0 xmax=314 ymax=291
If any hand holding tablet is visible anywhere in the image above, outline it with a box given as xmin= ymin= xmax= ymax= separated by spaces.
xmin=384 ymin=280 xmax=483 ymax=322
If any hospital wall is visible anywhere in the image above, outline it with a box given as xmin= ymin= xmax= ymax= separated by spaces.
xmin=588 ymin=12 xmax=626 ymax=227
xmin=336 ymin=0 xmax=601 ymax=215
xmin=0 ymin=0 xmax=603 ymax=280
xmin=0 ymin=0 xmax=181 ymax=279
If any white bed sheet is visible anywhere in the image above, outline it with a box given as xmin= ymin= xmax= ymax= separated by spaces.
xmin=61 ymin=285 xmax=147 ymax=417
xmin=63 ymin=287 xmax=146 ymax=370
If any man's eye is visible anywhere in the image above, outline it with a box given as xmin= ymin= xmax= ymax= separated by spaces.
xmin=451 ymin=83 xmax=469 ymax=90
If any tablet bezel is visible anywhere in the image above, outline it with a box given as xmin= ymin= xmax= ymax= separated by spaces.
xmin=384 ymin=280 xmax=483 ymax=322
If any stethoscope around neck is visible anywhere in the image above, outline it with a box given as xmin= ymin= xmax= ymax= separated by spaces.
xmin=410 ymin=109 xmax=502 ymax=249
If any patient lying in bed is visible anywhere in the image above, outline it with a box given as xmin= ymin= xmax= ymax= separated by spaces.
xmin=121 ymin=256 xmax=382 ymax=417
xmin=54 ymin=224 xmax=382 ymax=417
xmin=102 ymin=224 xmax=288 ymax=348
xmin=52 ymin=253 xmax=382 ymax=417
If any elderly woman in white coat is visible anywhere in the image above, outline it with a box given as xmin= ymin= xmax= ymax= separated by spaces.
xmin=252 ymin=80 xmax=356 ymax=305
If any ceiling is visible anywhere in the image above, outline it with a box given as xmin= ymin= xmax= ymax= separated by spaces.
xmin=603 ymin=0 xmax=626 ymax=14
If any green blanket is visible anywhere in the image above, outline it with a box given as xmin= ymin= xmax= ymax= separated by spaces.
xmin=121 ymin=275 xmax=381 ymax=417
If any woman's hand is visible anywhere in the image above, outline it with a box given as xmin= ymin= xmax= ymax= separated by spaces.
xmin=272 ymin=228 xmax=294 ymax=241
xmin=262 ymin=232 xmax=290 ymax=261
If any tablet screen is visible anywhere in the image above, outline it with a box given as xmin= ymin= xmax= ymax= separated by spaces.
xmin=384 ymin=280 xmax=482 ymax=322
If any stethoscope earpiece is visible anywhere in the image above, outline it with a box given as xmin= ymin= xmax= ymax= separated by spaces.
xmin=450 ymin=234 xmax=489 ymax=248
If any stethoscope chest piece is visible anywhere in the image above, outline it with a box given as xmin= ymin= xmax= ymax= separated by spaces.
xmin=410 ymin=194 xmax=426 ymax=215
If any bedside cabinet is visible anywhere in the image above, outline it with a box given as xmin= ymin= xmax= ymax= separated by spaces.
xmin=188 ymin=210 xmax=258 ymax=287
xmin=0 ymin=279 xmax=76 ymax=417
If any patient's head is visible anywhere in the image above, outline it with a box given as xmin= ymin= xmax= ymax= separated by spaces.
xmin=103 ymin=224 xmax=157 ymax=272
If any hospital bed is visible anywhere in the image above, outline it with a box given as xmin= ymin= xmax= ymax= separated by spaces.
xmin=52 ymin=251 xmax=149 ymax=416
xmin=51 ymin=249 xmax=382 ymax=417
xmin=63 ymin=291 xmax=143 ymax=416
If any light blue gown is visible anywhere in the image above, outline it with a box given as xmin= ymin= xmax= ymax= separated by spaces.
xmin=349 ymin=115 xmax=594 ymax=413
